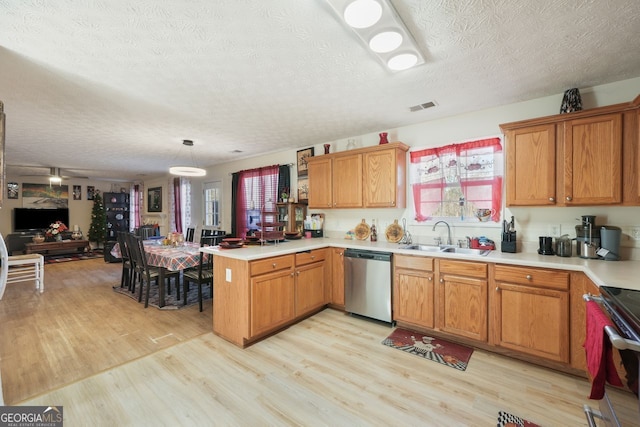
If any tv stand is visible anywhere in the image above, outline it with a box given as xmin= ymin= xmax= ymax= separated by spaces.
xmin=24 ymin=240 xmax=90 ymax=256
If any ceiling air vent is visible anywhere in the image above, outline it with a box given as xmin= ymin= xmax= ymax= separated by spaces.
xmin=409 ymin=101 xmax=436 ymax=112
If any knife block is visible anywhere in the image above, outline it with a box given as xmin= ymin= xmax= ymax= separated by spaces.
xmin=501 ymin=232 xmax=517 ymax=253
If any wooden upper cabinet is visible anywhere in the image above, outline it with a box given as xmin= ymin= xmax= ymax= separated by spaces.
xmin=332 ymin=153 xmax=363 ymax=208
xmin=307 ymin=157 xmax=332 ymax=209
xmin=364 ymin=146 xmax=407 ymax=208
xmin=501 ymin=95 xmax=640 ymax=207
xmin=307 ymin=142 xmax=409 ymax=209
xmin=504 ymin=124 xmax=557 ymax=206
xmin=562 ymin=113 xmax=622 ymax=205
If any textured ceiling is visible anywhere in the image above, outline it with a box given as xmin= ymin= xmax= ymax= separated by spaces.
xmin=1 ymin=0 xmax=639 ymax=181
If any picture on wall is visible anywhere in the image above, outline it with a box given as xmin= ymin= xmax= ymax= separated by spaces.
xmin=22 ymin=183 xmax=69 ymax=208
xmin=296 ymin=147 xmax=314 ymax=177
xmin=298 ymin=177 xmax=309 ymax=202
xmin=148 ymin=187 xmax=162 ymax=212
xmin=87 ymin=186 xmax=95 ymax=200
xmin=73 ymin=185 xmax=82 ymax=200
xmin=7 ymin=182 xmax=18 ymax=199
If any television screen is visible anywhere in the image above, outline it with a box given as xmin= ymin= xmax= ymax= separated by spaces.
xmin=13 ymin=208 xmax=70 ymax=232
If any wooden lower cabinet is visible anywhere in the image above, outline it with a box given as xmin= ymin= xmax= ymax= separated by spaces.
xmin=491 ymin=265 xmax=570 ymax=363
xmin=436 ymin=259 xmax=488 ymax=342
xmin=330 ymin=248 xmax=345 ymax=307
xmin=393 ymin=255 xmax=435 ymax=328
xmin=295 ymin=249 xmax=328 ymax=316
xmin=249 ymin=255 xmax=296 ymax=338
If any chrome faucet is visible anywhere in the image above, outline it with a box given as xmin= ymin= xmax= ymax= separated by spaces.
xmin=432 ymin=221 xmax=452 ymax=246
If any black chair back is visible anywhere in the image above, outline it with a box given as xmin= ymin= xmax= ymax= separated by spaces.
xmin=185 ymin=228 xmax=195 ymax=242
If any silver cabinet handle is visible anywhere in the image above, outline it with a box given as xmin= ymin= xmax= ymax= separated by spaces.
xmin=566 ymin=196 xmax=572 ymax=201
xmin=526 ymin=274 xmax=532 ymax=280
xmin=428 ymin=277 xmax=432 ymax=281
xmin=439 ymin=278 xmax=444 ymax=283
xmin=311 ymin=255 xmax=315 ymax=260
xmin=548 ymin=197 xmax=555 ymax=202
xmin=496 ymin=286 xmax=500 ymax=291
xmin=272 ymin=263 xmax=277 ymax=268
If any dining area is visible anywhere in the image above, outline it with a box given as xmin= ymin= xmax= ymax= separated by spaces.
xmin=111 ymin=229 xmax=225 ymax=311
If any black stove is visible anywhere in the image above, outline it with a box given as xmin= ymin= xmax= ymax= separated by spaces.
xmin=600 ymin=286 xmax=640 ymax=343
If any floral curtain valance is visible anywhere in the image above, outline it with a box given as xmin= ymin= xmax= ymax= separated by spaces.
xmin=409 ymin=137 xmax=503 ymax=222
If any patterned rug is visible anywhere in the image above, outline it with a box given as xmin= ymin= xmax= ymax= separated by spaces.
xmin=44 ymin=252 xmax=103 ymax=264
xmin=497 ymin=411 xmax=540 ymax=427
xmin=382 ymin=328 xmax=474 ymax=371
xmin=112 ymin=280 xmax=212 ymax=310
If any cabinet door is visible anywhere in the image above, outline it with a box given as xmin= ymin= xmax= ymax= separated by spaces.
xmin=437 ymin=274 xmax=487 ymax=342
xmin=563 ymin=113 xmax=622 ymax=204
xmin=332 ymin=154 xmax=363 ymax=208
xmin=250 ymin=270 xmax=295 ymax=338
xmin=308 ymin=158 xmax=333 ymax=209
xmin=330 ymin=248 xmax=345 ymax=307
xmin=505 ymin=124 xmax=557 ymax=206
xmin=394 ymin=268 xmax=434 ymax=328
xmin=295 ymin=261 xmax=326 ymax=316
xmin=493 ymin=282 xmax=569 ymax=362
xmin=364 ymin=148 xmax=398 ymax=207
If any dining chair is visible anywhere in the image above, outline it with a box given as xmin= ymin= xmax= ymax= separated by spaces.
xmin=126 ymin=234 xmax=178 ymax=308
xmin=185 ymin=227 xmax=195 ymax=242
xmin=183 ymin=238 xmax=215 ymax=312
xmin=0 ymin=232 xmax=45 ymax=300
xmin=116 ymin=231 xmax=134 ymax=291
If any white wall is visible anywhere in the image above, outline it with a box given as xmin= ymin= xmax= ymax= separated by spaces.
xmin=189 ymin=76 xmax=640 ymax=260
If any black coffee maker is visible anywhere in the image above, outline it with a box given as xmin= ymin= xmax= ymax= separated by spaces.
xmin=538 ymin=236 xmax=554 ymax=255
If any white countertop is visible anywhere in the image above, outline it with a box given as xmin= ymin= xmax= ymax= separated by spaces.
xmin=201 ymin=237 xmax=640 ymax=291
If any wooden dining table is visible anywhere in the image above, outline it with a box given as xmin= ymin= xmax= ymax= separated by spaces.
xmin=111 ymin=241 xmax=207 ymax=307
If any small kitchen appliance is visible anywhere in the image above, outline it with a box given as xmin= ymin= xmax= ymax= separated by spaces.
xmin=538 ymin=236 xmax=554 ymax=255
xmin=599 ymin=226 xmax=622 ymax=261
xmin=576 ymin=215 xmax=600 ymax=259
xmin=555 ymin=234 xmax=572 ymax=257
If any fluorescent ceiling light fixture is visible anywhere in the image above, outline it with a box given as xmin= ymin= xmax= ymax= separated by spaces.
xmin=369 ymin=31 xmax=403 ymax=53
xmin=169 ymin=140 xmax=206 ymax=177
xmin=344 ymin=0 xmax=382 ymax=28
xmin=388 ymin=52 xmax=418 ymax=71
xmin=326 ymin=0 xmax=424 ymax=71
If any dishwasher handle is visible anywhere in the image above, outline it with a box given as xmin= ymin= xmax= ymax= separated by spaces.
xmin=344 ymin=249 xmax=392 ymax=262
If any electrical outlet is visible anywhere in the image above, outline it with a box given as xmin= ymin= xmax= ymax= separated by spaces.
xmin=548 ymin=224 xmax=561 ymax=237
xmin=630 ymin=227 xmax=640 ymax=240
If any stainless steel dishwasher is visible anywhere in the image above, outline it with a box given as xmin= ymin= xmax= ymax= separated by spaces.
xmin=344 ymin=249 xmax=392 ymax=323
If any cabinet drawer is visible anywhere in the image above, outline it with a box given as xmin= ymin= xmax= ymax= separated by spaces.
xmin=494 ymin=265 xmax=569 ymax=290
xmin=250 ymin=255 xmax=294 ymax=276
xmin=438 ymin=259 xmax=486 ymax=278
xmin=395 ymin=255 xmax=434 ymax=272
xmin=295 ymin=249 xmax=327 ymax=266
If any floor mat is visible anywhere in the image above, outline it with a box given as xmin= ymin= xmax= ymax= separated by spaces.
xmin=382 ymin=328 xmax=474 ymax=371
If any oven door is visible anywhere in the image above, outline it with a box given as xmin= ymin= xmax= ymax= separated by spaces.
xmin=583 ymin=294 xmax=640 ymax=427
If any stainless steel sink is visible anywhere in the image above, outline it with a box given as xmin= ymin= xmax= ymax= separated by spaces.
xmin=400 ymin=244 xmax=491 ymax=257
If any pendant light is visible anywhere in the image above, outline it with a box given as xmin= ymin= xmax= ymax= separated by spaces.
xmin=169 ymin=140 xmax=206 ymax=177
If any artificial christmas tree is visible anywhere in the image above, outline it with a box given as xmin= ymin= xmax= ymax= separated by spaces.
xmin=88 ymin=190 xmax=106 ymax=249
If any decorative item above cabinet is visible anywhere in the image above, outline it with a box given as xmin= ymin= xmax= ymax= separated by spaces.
xmin=500 ymin=94 xmax=640 ymax=207
xmin=306 ymin=142 xmax=409 ymax=209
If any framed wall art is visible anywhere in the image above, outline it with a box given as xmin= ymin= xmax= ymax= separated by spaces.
xmin=297 ymin=177 xmax=309 ymax=202
xmin=73 ymin=185 xmax=82 ymax=200
xmin=296 ymin=147 xmax=314 ymax=177
xmin=7 ymin=182 xmax=18 ymax=199
xmin=148 ymin=187 xmax=162 ymax=212
xmin=87 ymin=186 xmax=95 ymax=200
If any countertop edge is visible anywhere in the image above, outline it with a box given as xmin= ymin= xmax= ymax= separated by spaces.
xmin=201 ymin=238 xmax=640 ymax=291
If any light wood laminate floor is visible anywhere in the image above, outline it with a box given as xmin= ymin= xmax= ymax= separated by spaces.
xmin=1 ymin=259 xmax=638 ymax=426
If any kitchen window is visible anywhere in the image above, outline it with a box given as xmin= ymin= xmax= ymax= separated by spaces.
xmin=232 ymin=165 xmax=279 ymax=238
xmin=203 ymin=180 xmax=222 ymax=228
xmin=409 ymin=137 xmax=503 ymax=223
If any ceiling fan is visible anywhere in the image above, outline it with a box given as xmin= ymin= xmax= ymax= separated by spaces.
xmin=12 ymin=165 xmax=89 ymax=181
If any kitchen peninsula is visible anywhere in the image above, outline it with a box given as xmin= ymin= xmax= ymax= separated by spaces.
xmin=203 ymin=239 xmax=640 ymax=374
